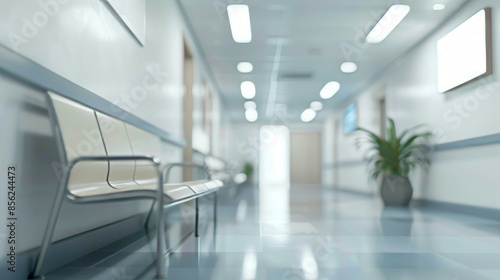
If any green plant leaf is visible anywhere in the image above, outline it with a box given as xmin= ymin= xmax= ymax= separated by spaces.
xmin=356 ymin=119 xmax=433 ymax=180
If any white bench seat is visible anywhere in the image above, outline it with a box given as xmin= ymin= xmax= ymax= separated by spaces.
xmin=68 ymin=177 xmax=222 ymax=201
xmin=184 ymin=180 xmax=209 ymax=194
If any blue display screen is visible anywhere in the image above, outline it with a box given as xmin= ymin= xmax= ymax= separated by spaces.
xmin=344 ymin=103 xmax=357 ymax=133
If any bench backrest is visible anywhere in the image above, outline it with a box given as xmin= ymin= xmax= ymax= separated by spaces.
xmin=205 ymin=156 xmax=231 ymax=183
xmin=48 ymin=92 xmax=162 ymax=197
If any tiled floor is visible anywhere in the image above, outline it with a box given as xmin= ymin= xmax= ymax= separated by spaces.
xmin=47 ymin=184 xmax=500 ymax=279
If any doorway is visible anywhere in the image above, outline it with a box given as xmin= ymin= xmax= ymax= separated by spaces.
xmin=333 ymin=120 xmax=340 ymax=189
xmin=290 ymin=132 xmax=321 ymax=185
xmin=259 ymin=125 xmax=290 ymax=222
xmin=259 ymin=125 xmax=290 ymax=186
xmin=183 ymin=41 xmax=194 ymax=181
xmin=379 ymin=97 xmax=387 ymax=138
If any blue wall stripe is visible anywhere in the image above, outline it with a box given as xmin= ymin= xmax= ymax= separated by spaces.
xmin=324 ymin=132 xmax=500 ymax=169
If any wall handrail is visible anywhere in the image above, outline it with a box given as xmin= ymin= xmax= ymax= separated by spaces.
xmin=0 ymin=43 xmax=186 ymax=147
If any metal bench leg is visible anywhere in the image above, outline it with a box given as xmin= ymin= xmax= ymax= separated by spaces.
xmin=195 ymin=198 xmax=200 ymax=237
xmin=213 ymin=192 xmax=217 ymax=233
xmin=155 ymin=166 xmax=167 ymax=279
xmin=29 ymin=167 xmax=71 ymax=280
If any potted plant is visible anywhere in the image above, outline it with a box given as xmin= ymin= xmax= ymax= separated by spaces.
xmin=243 ymin=162 xmax=254 ymax=183
xmin=355 ymin=119 xmax=433 ymax=206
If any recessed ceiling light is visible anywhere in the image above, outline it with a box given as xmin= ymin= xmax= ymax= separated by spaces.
xmin=341 ymin=62 xmax=357 ymax=73
xmin=310 ymin=101 xmax=323 ymax=111
xmin=301 ymin=108 xmax=316 ymax=123
xmin=237 ymin=62 xmax=253 ymax=73
xmin=241 ymin=81 xmax=256 ymax=99
xmin=320 ymin=82 xmax=340 ymax=99
xmin=433 ymin=4 xmax=445 ymax=11
xmin=244 ymin=101 xmax=257 ymax=110
xmin=245 ymin=109 xmax=258 ymax=122
xmin=227 ymin=5 xmax=252 ymax=43
xmin=366 ymin=5 xmax=411 ymax=44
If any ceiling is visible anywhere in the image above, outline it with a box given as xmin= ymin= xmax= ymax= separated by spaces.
xmin=179 ymin=0 xmax=469 ymax=124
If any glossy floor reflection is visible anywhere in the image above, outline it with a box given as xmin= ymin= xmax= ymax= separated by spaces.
xmin=48 ymin=185 xmax=500 ymax=279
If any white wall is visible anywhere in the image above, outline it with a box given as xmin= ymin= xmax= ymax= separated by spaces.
xmin=0 ymin=0 xmax=227 ymax=160
xmin=0 ymin=0 xmax=177 ymax=134
xmin=323 ymin=0 xmax=500 ymax=209
xmin=0 ymin=2 xmax=234 ymax=272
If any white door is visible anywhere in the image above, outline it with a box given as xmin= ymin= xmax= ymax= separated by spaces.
xmin=290 ymin=132 xmax=321 ymax=185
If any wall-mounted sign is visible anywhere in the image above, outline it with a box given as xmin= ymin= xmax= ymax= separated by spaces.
xmin=344 ymin=103 xmax=357 ymax=134
xmin=437 ymin=8 xmax=492 ymax=93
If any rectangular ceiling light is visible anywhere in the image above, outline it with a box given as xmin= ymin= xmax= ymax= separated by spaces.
xmin=366 ymin=5 xmax=410 ymax=44
xmin=227 ymin=5 xmax=252 ymax=43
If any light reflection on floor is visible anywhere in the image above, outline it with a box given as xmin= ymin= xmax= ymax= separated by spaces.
xmin=173 ymin=185 xmax=500 ymax=280
xmin=259 ymin=184 xmax=290 ymax=223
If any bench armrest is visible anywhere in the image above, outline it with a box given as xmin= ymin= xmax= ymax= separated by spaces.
xmin=30 ymin=155 xmax=161 ymax=279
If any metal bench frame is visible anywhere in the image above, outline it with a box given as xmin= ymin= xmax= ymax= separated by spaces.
xmin=29 ymin=156 xmax=220 ymax=280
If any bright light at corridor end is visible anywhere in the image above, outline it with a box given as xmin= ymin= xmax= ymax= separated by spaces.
xmin=245 ymin=109 xmax=258 ymax=122
xmin=320 ymin=81 xmax=340 ymax=99
xmin=227 ymin=5 xmax=252 ymax=43
xmin=241 ymin=81 xmax=256 ymax=99
xmin=301 ymin=108 xmax=316 ymax=123
xmin=237 ymin=62 xmax=253 ymax=73
xmin=366 ymin=5 xmax=410 ymax=44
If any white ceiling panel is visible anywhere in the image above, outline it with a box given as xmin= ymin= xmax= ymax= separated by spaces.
xmin=179 ymin=0 xmax=469 ymax=123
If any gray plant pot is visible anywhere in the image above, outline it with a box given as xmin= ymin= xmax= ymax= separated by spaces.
xmin=380 ymin=175 xmax=413 ymax=207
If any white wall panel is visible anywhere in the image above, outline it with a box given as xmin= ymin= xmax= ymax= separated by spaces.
xmin=337 ymin=166 xmax=374 ymax=194
xmin=0 ymin=0 xmax=230 ymax=173
xmin=418 ymin=144 xmax=500 ymax=208
xmin=0 ymin=0 xmax=183 ymax=141
xmin=103 ymin=0 xmax=146 ymax=44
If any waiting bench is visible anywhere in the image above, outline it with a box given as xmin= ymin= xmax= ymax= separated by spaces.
xmin=29 ymin=92 xmax=225 ymax=279
xmin=205 ymin=156 xmax=233 ymax=185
